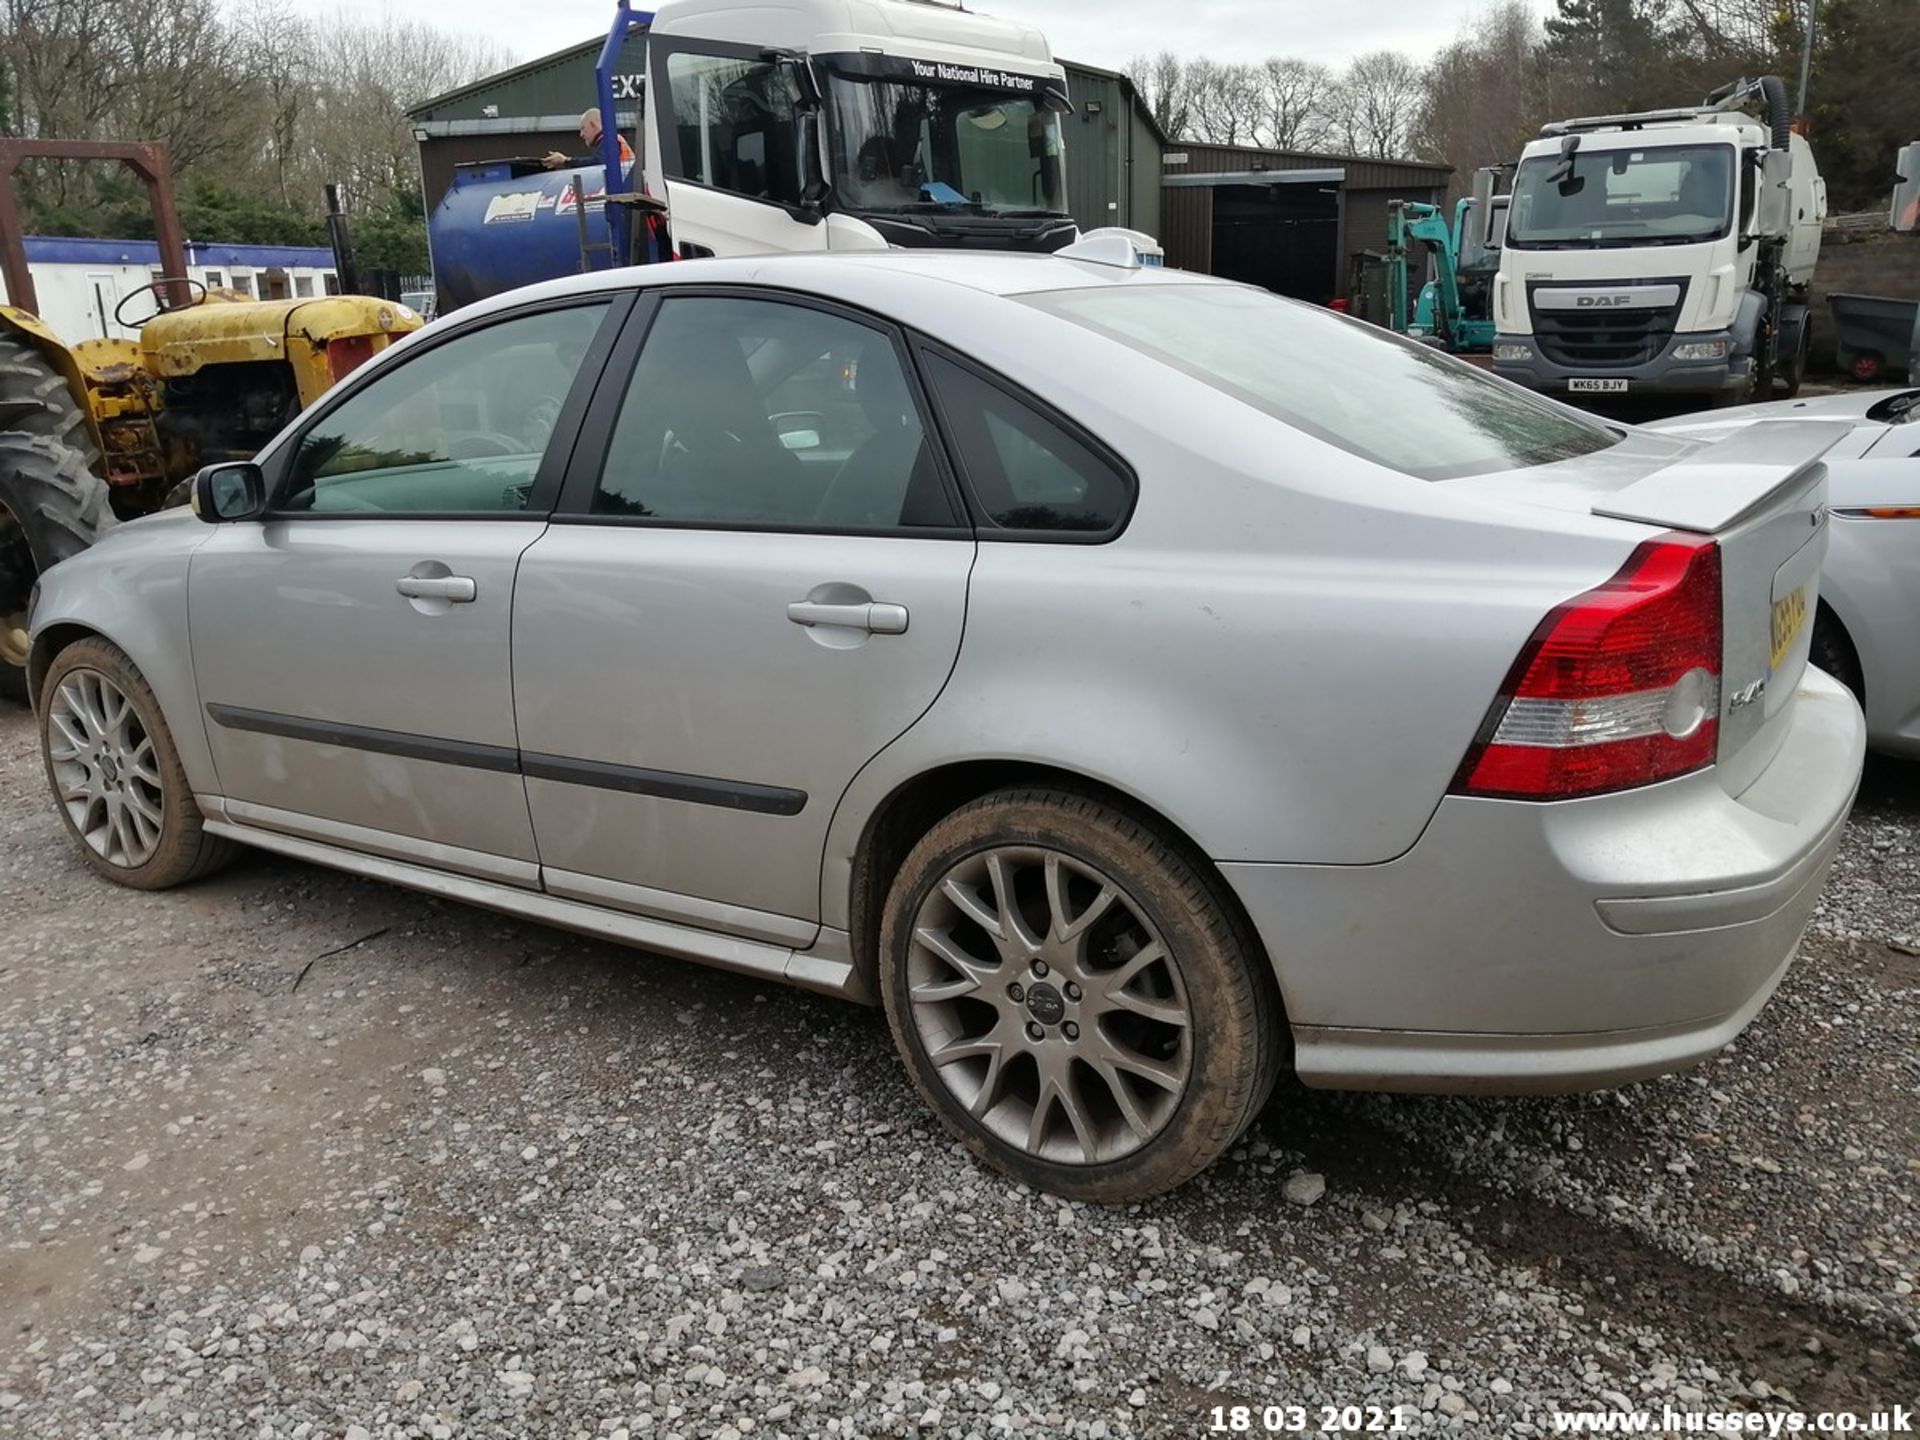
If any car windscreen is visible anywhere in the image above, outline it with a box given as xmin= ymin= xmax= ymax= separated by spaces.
xmin=1022 ymin=283 xmax=1618 ymax=480
xmin=825 ymin=72 xmax=1066 ymax=215
xmin=1507 ymin=143 xmax=1735 ymax=248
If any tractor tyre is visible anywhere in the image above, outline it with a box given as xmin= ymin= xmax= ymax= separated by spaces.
xmin=0 ymin=332 xmax=103 ymax=472
xmin=0 ymin=433 xmax=115 ymax=705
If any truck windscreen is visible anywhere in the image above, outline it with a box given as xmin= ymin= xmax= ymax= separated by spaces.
xmin=825 ymin=72 xmax=1066 ymax=216
xmin=1507 ymin=143 xmax=1734 ymax=248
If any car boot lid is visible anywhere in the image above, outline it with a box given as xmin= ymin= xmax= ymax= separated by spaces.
xmin=1592 ymin=419 xmax=1849 ymax=533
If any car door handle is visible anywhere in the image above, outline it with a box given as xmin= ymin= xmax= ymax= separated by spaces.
xmin=395 ymin=575 xmax=477 ymax=602
xmin=786 ymin=600 xmax=909 ymax=634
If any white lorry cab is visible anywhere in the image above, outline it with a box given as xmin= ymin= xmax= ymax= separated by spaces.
xmin=1492 ymin=77 xmax=1826 ymax=403
xmin=642 ymin=0 xmax=1077 ymax=259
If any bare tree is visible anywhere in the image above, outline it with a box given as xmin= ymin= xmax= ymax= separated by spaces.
xmin=1 ymin=0 xmax=260 ymax=202
xmin=232 ymin=1 xmax=314 ymax=210
xmin=1126 ymin=51 xmax=1194 ymax=142
xmin=1331 ymin=50 xmax=1425 ymax=158
xmin=0 ymin=0 xmax=509 ymax=232
xmin=1256 ymin=57 xmax=1336 ymax=151
xmin=1418 ymin=1 xmax=1575 ymax=183
xmin=1184 ymin=58 xmax=1264 ymax=146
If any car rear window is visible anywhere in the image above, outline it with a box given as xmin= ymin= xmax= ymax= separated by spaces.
xmin=1022 ymin=283 xmax=1619 ymax=480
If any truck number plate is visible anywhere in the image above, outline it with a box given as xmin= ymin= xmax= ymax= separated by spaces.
xmin=1568 ymin=377 xmax=1628 ymax=393
xmin=1770 ymin=586 xmax=1809 ymax=670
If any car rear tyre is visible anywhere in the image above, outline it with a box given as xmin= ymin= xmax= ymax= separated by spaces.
xmin=879 ymin=788 xmax=1283 ymax=1201
xmin=38 ymin=637 xmax=236 ymax=889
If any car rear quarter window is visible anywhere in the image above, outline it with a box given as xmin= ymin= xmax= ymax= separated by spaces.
xmin=1022 ymin=283 xmax=1618 ymax=481
xmin=919 ymin=352 xmax=1133 ymax=537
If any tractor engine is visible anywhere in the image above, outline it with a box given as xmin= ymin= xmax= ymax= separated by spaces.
xmin=157 ymin=362 xmax=302 ymax=468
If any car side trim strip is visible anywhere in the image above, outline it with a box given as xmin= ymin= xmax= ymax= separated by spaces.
xmin=521 ymin=753 xmax=806 ymax=815
xmin=205 ymin=703 xmax=521 ymax=773
xmin=203 ymin=703 xmax=807 ymax=815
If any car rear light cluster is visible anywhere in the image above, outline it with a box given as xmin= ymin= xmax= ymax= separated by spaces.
xmin=1453 ymin=536 xmax=1723 ymax=800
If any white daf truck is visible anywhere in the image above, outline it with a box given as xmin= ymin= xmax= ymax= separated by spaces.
xmin=640 ymin=0 xmax=1077 ymax=258
xmin=1492 ymin=76 xmax=1826 ymax=403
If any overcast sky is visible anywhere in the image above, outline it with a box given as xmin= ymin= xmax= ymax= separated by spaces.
xmin=334 ymin=0 xmax=1557 ymax=76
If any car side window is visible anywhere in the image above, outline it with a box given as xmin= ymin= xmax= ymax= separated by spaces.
xmin=591 ymin=296 xmax=957 ymax=532
xmin=920 ymin=352 xmax=1133 ymax=536
xmin=280 ymin=303 xmax=609 ymax=515
xmin=665 ymin=52 xmax=805 ymax=207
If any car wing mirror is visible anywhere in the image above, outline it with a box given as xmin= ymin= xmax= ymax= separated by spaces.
xmin=191 ymin=462 xmax=268 ymax=523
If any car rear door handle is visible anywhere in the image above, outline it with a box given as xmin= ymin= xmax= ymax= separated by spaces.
xmin=786 ymin=600 xmax=909 ymax=635
xmin=395 ymin=575 xmax=476 ymax=602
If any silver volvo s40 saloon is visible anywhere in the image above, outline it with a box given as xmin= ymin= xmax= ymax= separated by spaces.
xmin=27 ymin=247 xmax=1866 ymax=1199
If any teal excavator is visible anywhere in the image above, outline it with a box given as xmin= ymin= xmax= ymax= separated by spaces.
xmin=1387 ymin=167 xmax=1509 ymax=355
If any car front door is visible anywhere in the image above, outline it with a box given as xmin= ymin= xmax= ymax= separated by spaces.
xmin=188 ymin=297 xmax=623 ymax=884
xmin=512 ymin=290 xmax=974 ymax=941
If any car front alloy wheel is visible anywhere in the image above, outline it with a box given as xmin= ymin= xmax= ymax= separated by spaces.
xmin=47 ymin=666 xmax=167 ymax=868
xmin=38 ymin=637 xmax=235 ymax=890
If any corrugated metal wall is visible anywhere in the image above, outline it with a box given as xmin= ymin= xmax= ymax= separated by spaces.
xmin=1158 ymin=143 xmax=1451 ymax=297
xmin=1060 ymin=64 xmax=1164 ymax=236
xmin=1128 ymin=105 xmax=1163 ymax=239
xmin=414 ymin=40 xmax=641 ymax=126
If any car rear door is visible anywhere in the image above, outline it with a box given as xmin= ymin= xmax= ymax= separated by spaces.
xmin=188 ymin=296 xmax=626 ymax=883
xmin=511 ymin=289 xmax=974 ymax=940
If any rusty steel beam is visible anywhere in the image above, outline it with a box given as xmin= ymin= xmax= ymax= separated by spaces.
xmin=0 ymin=140 xmax=188 ymax=319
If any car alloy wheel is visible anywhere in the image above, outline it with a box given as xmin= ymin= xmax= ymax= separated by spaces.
xmin=45 ymin=666 xmax=167 ymax=869
xmin=905 ymin=844 xmax=1192 ymax=1166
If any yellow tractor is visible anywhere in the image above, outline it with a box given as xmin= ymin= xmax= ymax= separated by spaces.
xmin=0 ymin=139 xmax=421 ymax=699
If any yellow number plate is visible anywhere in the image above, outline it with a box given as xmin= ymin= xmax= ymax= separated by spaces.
xmin=1770 ymin=586 xmax=1809 ymax=669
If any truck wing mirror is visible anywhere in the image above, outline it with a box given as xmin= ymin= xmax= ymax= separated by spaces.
xmin=796 ymin=110 xmax=829 ymax=220
xmin=1754 ymin=148 xmax=1792 ymax=236
xmin=762 ymin=48 xmax=823 ymax=108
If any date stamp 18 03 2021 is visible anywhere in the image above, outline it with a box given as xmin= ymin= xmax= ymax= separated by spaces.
xmin=1202 ymin=1403 xmax=1417 ymax=1433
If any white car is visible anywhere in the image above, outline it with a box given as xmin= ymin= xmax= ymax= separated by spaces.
xmin=1651 ymin=388 xmax=1920 ymax=757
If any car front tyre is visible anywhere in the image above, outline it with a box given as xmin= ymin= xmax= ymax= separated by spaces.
xmin=880 ymin=788 xmax=1283 ymax=1201
xmin=38 ymin=637 xmax=235 ymax=889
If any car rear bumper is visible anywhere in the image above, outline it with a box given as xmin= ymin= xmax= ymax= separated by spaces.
xmin=1220 ymin=665 xmax=1865 ymax=1093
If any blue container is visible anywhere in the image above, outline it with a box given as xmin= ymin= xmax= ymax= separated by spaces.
xmin=428 ymin=160 xmax=615 ymax=312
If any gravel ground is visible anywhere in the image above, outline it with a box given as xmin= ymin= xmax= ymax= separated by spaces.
xmin=1 ymin=704 xmax=1915 ymax=1439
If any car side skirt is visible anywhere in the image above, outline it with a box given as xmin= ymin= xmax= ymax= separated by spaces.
xmin=197 ymin=798 xmax=870 ymax=1004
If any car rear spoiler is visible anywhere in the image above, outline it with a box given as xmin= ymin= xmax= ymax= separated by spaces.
xmin=1592 ymin=419 xmax=1850 ymax=533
